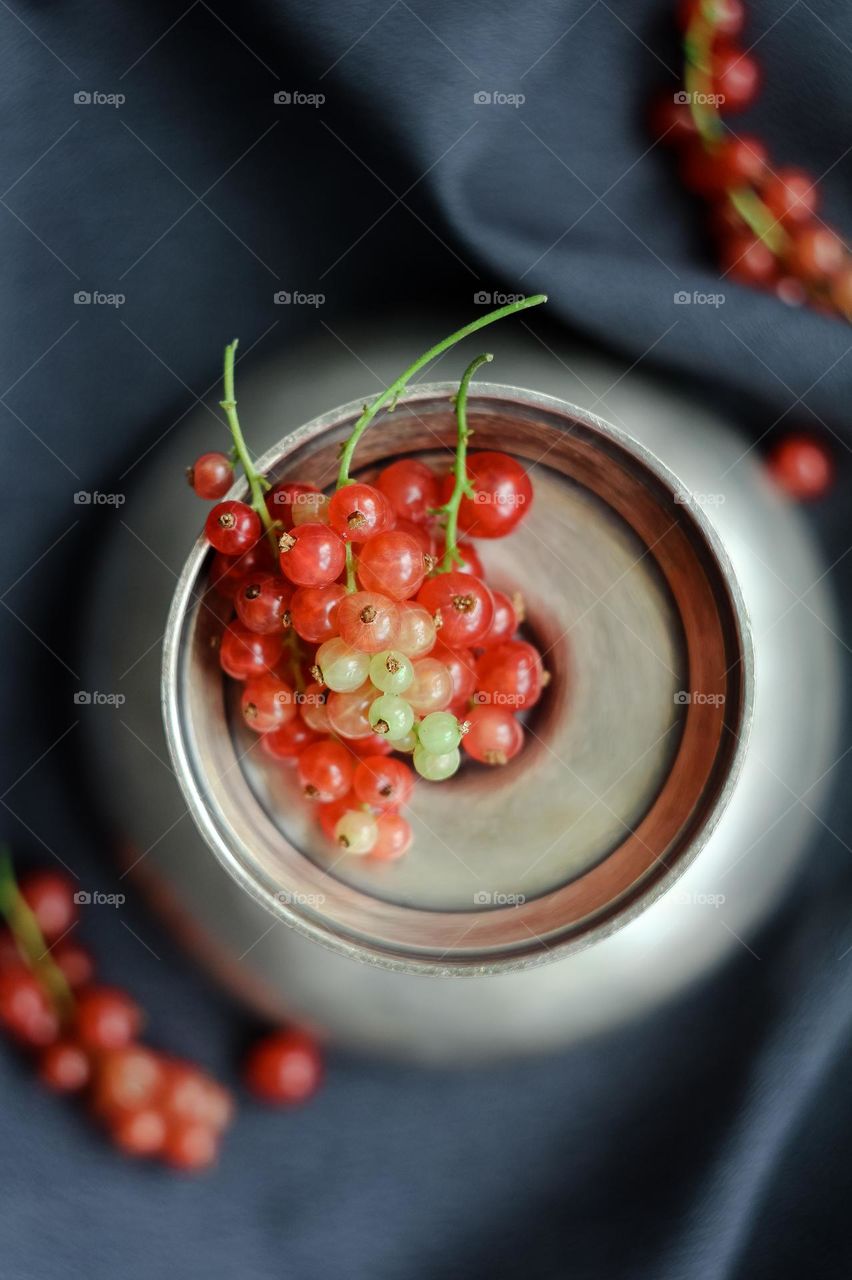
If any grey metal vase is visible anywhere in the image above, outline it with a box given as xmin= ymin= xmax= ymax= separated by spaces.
xmin=84 ymin=322 xmax=839 ymax=1062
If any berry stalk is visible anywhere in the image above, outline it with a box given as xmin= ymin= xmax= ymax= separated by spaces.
xmin=437 ymin=352 xmax=492 ymax=572
xmin=0 ymin=847 xmax=73 ymax=1018
xmin=220 ymin=340 xmax=279 ymax=554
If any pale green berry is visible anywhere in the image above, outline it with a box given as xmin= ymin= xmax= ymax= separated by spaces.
xmin=392 ymin=729 xmax=418 ymax=754
xmin=413 ymin=744 xmax=461 ymax=781
xmin=334 ymin=809 xmax=378 ymax=855
xmin=368 ymin=693 xmax=415 ymax=740
xmin=314 ymin=638 xmax=370 ymax=693
xmin=417 ymin=711 xmax=463 ymax=755
xmin=369 ymin=649 xmax=415 ymax=694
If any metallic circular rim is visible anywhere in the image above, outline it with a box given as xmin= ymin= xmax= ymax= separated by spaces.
xmin=162 ymin=382 xmax=754 ymax=978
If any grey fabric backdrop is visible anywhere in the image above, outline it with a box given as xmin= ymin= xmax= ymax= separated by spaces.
xmin=1 ymin=2 xmax=851 ymax=1277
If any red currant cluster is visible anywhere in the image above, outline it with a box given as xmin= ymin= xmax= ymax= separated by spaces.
xmin=191 ymin=302 xmax=550 ymax=862
xmin=0 ymin=863 xmax=233 ymax=1171
xmin=651 ymin=0 xmax=852 ymax=317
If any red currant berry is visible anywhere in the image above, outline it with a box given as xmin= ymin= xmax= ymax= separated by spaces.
xmin=234 ymin=572 xmax=292 ymax=634
xmin=243 ymin=1029 xmax=323 ymax=1105
xmin=480 ymin=590 xmax=520 ymax=647
xmin=761 ymin=167 xmax=819 ymax=228
xmin=765 ymin=434 xmax=833 ymax=500
xmin=18 ymin=869 xmax=78 ymax=942
xmin=337 ymin=591 xmax=401 ymax=653
xmin=775 ymin=276 xmax=809 ymax=308
xmin=476 ymin=640 xmax=544 ymax=712
xmin=0 ymin=929 xmax=20 ymax=969
xmin=406 ymin=657 xmax=454 ymax=714
xmin=463 ymin=706 xmax=524 ymax=766
xmin=431 ymin=641 xmax=477 ymax=707
xmin=712 ymin=45 xmax=761 ymax=113
xmin=376 ymin=459 xmax=438 ymax=523
xmin=187 ymin=452 xmax=234 ymax=500
xmin=299 ymin=682 xmax=330 ymax=734
xmin=74 ymin=986 xmax=142 ymax=1051
xmin=297 ymin=739 xmax=354 ymax=802
xmin=204 ymin=501 xmax=261 ymax=554
xmin=264 ymin=481 xmax=320 ymax=529
xmin=345 ymin=731 xmax=394 ymax=757
xmin=326 ymin=685 xmax=377 ymax=741
xmin=678 ymin=0 xmax=744 ymax=36
xmin=395 ymin=517 xmax=436 ymax=557
xmin=112 ymin=1107 xmax=168 ymax=1158
xmin=0 ymin=966 xmax=59 ymax=1046
xmin=241 ymin=674 xmax=296 ymax=733
xmin=289 ymin=583 xmax=346 ymax=643
xmin=370 ymin=813 xmax=414 ymax=861
xmin=160 ymin=1060 xmax=233 ymax=1130
xmin=328 ymin=483 xmax=391 ymax=542
xmin=829 ymin=262 xmax=852 ymax=317
xmin=648 ymin=95 xmax=699 ymax=146
xmin=720 ymin=233 xmax=778 ymax=287
xmin=785 ymin=225 xmax=846 ymax=283
xmin=210 ymin=542 xmax=273 ymax=600
xmin=261 ymin=719 xmax=322 ymax=761
xmin=163 ymin=1121 xmax=218 ymax=1170
xmin=52 ymin=939 xmax=95 ymax=989
xmin=356 ymin=530 xmax=427 ymax=600
xmin=219 ymin=622 xmax=284 ymax=680
xmin=92 ymin=1045 xmax=163 ymax=1116
xmin=318 ymin=795 xmax=356 ymax=840
xmin=417 ymin=573 xmax=494 ymax=647
xmin=39 ymin=1040 xmax=91 ymax=1092
xmin=353 ymin=757 xmax=414 ymax=810
xmin=445 ymin=452 xmax=533 ymax=539
xmin=278 ymin=523 xmax=346 ymax=587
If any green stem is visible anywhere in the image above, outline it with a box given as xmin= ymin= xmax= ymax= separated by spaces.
xmin=0 ymin=847 xmax=74 ymax=1019
xmin=220 ymin=340 xmax=279 ymax=555
xmin=335 ymin=294 xmax=547 ymax=491
xmin=438 ymin=352 xmax=492 ymax=572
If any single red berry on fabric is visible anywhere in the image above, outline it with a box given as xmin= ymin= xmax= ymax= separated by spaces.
xmin=356 ymin=530 xmax=427 ymax=600
xmin=480 ymin=591 xmax=520 ymax=647
xmin=353 ymin=757 xmax=414 ymax=810
xmin=297 ymin=739 xmax=354 ymax=802
xmin=328 ymin=483 xmax=391 ymax=543
xmin=163 ymin=1121 xmax=218 ymax=1170
xmin=91 ymin=1045 xmax=163 ymax=1116
xmin=234 ymin=572 xmax=292 ymax=634
xmin=785 ymin=225 xmax=846 ymax=283
xmin=476 ymin=640 xmax=545 ymax=711
xmin=761 ymin=167 xmax=819 ymax=228
xmin=431 ymin=641 xmax=477 ymax=707
xmin=210 ymin=542 xmax=273 ymax=600
xmin=241 ymin=674 xmax=296 ymax=733
xmin=337 ymin=591 xmax=401 ymax=653
xmin=18 ymin=869 xmax=78 ymax=942
xmin=0 ymin=966 xmax=59 ymax=1046
xmin=244 ymin=1029 xmax=323 ymax=1105
xmin=712 ymin=45 xmax=761 ymax=112
xmin=75 ymin=986 xmax=142 ymax=1051
xmin=376 ymin=459 xmax=438 ymax=523
xmin=188 ymin=452 xmax=234 ymax=500
xmin=278 ymin=523 xmax=346 ymax=587
xmin=463 ymin=706 xmax=524 ymax=766
xmin=417 ymin=573 xmax=495 ymax=647
xmin=678 ymin=0 xmax=744 ymax=36
xmin=444 ymin=452 xmax=533 ymax=539
xmin=219 ymin=622 xmax=284 ymax=680
xmin=52 ymin=939 xmax=95 ymax=989
xmin=765 ymin=435 xmax=833 ymax=500
xmin=289 ymin=583 xmax=346 ymax=643
xmin=648 ymin=95 xmax=699 ymax=146
xmin=112 ymin=1108 xmax=168 ymax=1159
xmin=264 ymin=481 xmax=320 ymax=529
xmin=261 ymin=719 xmax=322 ymax=761
xmin=39 ymin=1040 xmax=91 ymax=1092
xmin=370 ymin=814 xmax=414 ymax=861
xmin=720 ymin=234 xmax=778 ymax=287
xmin=204 ymin=501 xmax=261 ymax=554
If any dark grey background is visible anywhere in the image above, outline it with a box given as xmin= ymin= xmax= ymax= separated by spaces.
xmin=1 ymin=2 xmax=851 ymax=1277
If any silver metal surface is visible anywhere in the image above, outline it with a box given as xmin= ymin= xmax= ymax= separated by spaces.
xmin=83 ymin=321 xmax=840 ymax=1060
